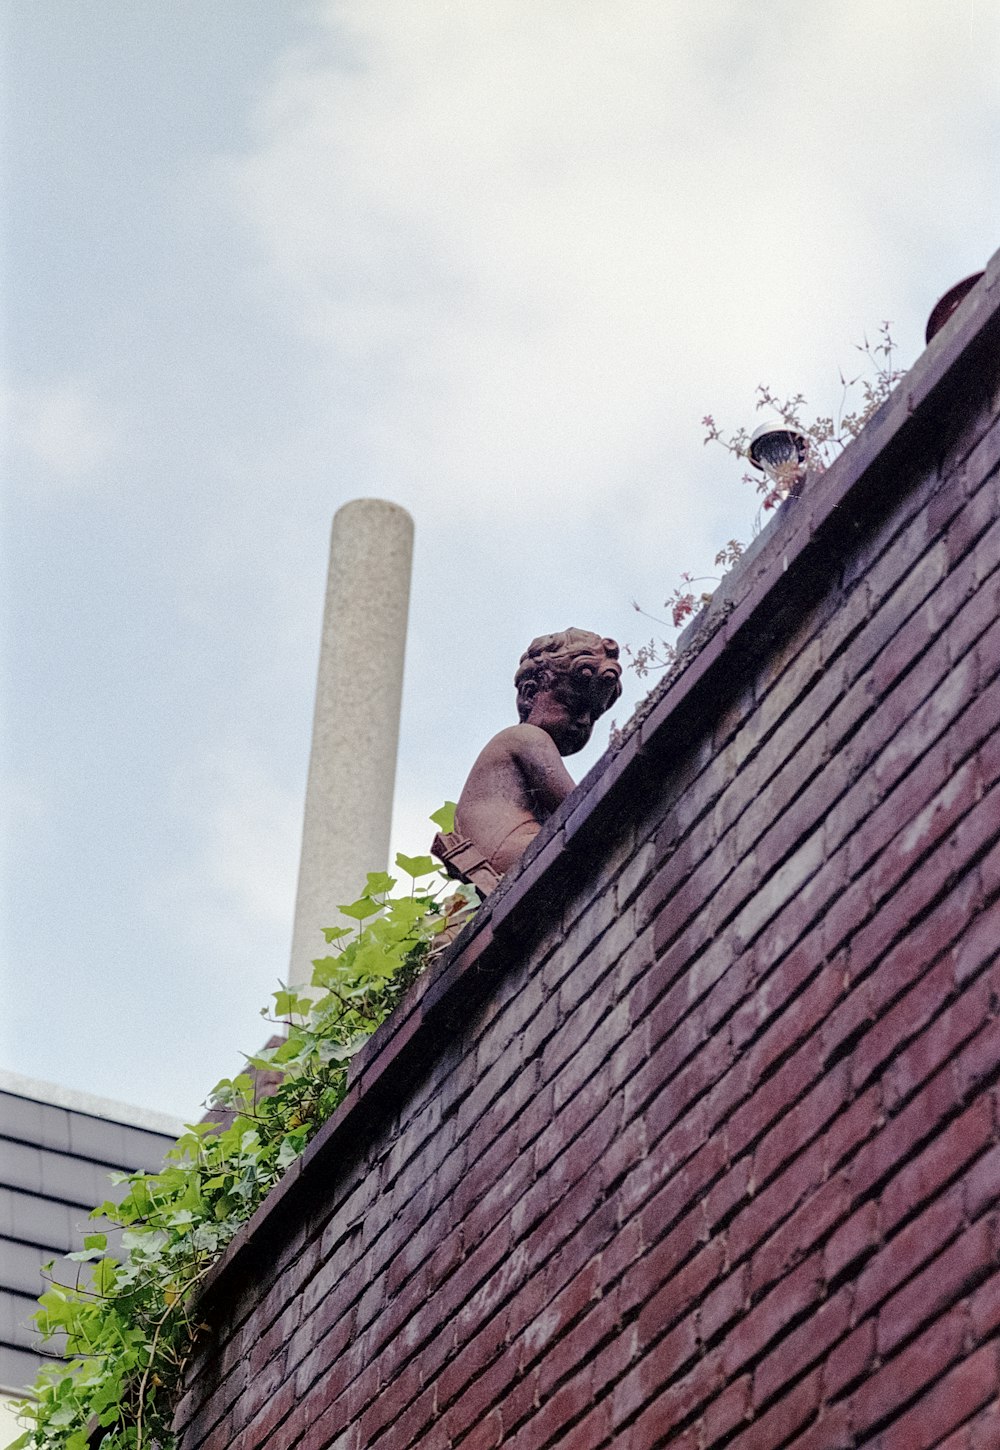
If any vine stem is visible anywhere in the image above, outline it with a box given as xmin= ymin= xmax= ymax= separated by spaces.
xmin=135 ymin=1302 xmax=172 ymax=1450
xmin=134 ymin=1259 xmax=215 ymax=1449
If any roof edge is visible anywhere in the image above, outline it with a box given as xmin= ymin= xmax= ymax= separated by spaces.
xmin=0 ymin=1069 xmax=187 ymax=1139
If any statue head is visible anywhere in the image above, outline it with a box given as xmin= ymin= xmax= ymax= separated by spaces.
xmin=514 ymin=628 xmax=623 ymax=755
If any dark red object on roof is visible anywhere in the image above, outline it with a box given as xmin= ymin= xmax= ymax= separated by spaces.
xmin=926 ymin=271 xmax=984 ymax=343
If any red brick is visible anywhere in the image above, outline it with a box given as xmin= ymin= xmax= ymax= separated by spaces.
xmin=535 ymin=1293 xmax=619 ymax=1399
xmin=721 ymin=1254 xmax=823 ymax=1378
xmin=952 ymin=777 xmax=1000 ymax=876
xmin=640 ymin=829 xmax=727 ymax=944
xmin=824 ymin=1086 xmax=883 ymax=1175
xmin=533 ymin=1085 xmax=618 ymax=1187
xmin=748 ymin=962 xmax=845 ymax=1088
xmin=176 ymin=371 xmax=1000 ymax=1450
xmin=699 ymin=1264 xmax=747 ymax=1345
xmin=458 ymin=1408 xmax=503 ymax=1450
xmin=292 ymin=1308 xmax=361 ymax=1398
xmin=823 ymin=1318 xmax=875 ymax=1400
xmin=881 ymin=1094 xmax=995 ymax=1232
xmin=727 ymin=1368 xmax=822 ymax=1450
xmin=620 ymin=1208 xmax=704 ymax=1321
xmin=754 ymin=1067 xmax=850 ymax=1189
xmin=520 ymin=1172 xmax=616 ymax=1276
xmin=848 ymin=1067 xmax=959 ymax=1207
xmin=594 ymin=1216 xmax=643 ymax=1293
xmin=978 ymin=727 xmax=1000 ymax=799
xmin=870 ymin=868 xmax=981 ymax=1020
xmin=971 ymin=1265 xmax=1000 ymax=1340
xmin=636 ymin=1238 xmax=724 ymax=1348
xmin=610 ymin=1314 xmax=699 ymax=1427
xmin=589 ymin=1317 xmax=638 ymax=1398
xmin=750 ymin=1174 xmax=852 ymax=1297
xmin=877 ymin=1216 xmax=997 ymax=1355
xmin=851 ymin=955 xmax=956 ymax=1097
xmin=784 ymin=1402 xmax=853 ymax=1450
xmin=198 ymin=1411 xmax=235 ymax=1450
xmin=851 ymin=1308 xmax=967 ymax=1436
xmin=824 ymin=1200 xmax=879 ymax=1284
xmin=525 ymin=1261 xmax=603 ymax=1360
xmin=953 ymin=906 xmax=1000 ymax=989
xmin=821 ymin=870 xmax=874 ymax=962
xmin=882 ymin=959 xmax=994 ymax=1112
xmin=966 ymin=1143 xmax=1000 ymax=1218
xmin=435 ymin=1311 xmax=508 ymax=1413
xmin=847 ymin=795 xmax=981 ymax=975
xmin=701 ymin=1374 xmax=751 ymax=1445
xmin=627 ymin=1402 xmax=699 ymax=1450
xmin=703 ymin=1156 xmax=752 ymax=1235
xmin=854 ymin=1185 xmax=965 ymax=1321
xmin=970 ymin=1402 xmax=1000 ymax=1450
xmin=653 ymin=1351 xmax=730 ymax=1436
xmin=439 ymin=1345 xmax=523 ymax=1438
xmin=555 ymin=1397 xmax=614 ymax=1450
xmin=635 ymin=1130 xmax=724 ymax=1248
xmin=868 ymin=756 xmax=981 ymax=909
xmin=870 ymin=1341 xmax=997 ymax=1450
xmin=520 ymin=1372 xmax=593 ymax=1447
xmin=733 ymin=724 xmax=828 ymax=864
xmin=608 ymin=1015 xmax=651 ymax=1094
xmin=357 ymin=1361 xmax=425 ymax=1446
xmin=751 ymin=1287 xmax=851 ymax=1408
xmin=727 ymin=1140 xmax=825 ymax=1267
xmin=229 ymin=1376 xmax=298 ymax=1449
xmin=978 ymin=834 xmax=1000 ymax=904
xmin=726 ymin=1049 xmax=817 ymax=1162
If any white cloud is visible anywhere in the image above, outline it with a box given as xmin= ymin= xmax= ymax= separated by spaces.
xmin=2 ymin=380 xmax=116 ymax=488
xmin=229 ymin=0 xmax=998 ymax=545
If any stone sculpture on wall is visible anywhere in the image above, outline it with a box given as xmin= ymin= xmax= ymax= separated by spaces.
xmin=432 ymin=628 xmax=623 ymax=895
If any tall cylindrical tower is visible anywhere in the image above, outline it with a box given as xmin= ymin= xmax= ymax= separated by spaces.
xmin=288 ymin=499 xmax=414 ymax=989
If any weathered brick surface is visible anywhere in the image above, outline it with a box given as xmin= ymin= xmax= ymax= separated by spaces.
xmin=176 ymin=265 xmax=1000 ymax=1448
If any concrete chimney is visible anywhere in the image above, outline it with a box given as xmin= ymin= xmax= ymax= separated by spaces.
xmin=288 ymin=499 xmax=414 ymax=990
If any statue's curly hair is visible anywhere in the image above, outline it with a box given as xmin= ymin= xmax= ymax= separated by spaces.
xmin=514 ymin=628 xmax=623 ymax=723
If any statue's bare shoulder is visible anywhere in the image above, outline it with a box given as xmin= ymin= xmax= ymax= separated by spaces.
xmin=434 ymin=628 xmax=623 ymax=888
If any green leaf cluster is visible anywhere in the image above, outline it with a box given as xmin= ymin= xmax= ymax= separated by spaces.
xmin=10 ymin=819 xmax=471 ymax=1450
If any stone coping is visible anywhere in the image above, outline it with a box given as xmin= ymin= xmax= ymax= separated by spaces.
xmin=190 ymin=246 xmax=1000 ymax=1322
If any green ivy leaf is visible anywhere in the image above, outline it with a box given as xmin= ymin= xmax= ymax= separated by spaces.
xmin=270 ymin=992 xmax=311 ymax=1020
xmin=364 ymin=870 xmax=396 ymax=895
xmin=338 ymin=896 xmax=381 ymax=920
xmin=429 ymin=801 xmax=456 ymax=832
xmin=19 ymin=829 xmax=482 ymax=1449
xmin=394 ymin=853 xmax=439 ymax=878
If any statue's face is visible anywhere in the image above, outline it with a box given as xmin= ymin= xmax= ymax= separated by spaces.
xmin=527 ymin=667 xmax=616 ymax=755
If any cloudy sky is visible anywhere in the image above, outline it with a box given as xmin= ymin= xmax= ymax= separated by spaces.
xmin=2 ymin=1 xmax=998 ymax=1119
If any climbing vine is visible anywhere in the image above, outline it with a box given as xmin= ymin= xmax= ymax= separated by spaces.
xmin=11 ymin=807 xmax=473 ymax=1450
xmin=626 ymin=325 xmax=907 ymax=676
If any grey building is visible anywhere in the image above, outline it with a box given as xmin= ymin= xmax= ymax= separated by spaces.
xmin=0 ymin=1070 xmax=184 ymax=1441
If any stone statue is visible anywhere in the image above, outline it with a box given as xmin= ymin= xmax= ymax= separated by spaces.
xmin=433 ymin=629 xmax=623 ymax=895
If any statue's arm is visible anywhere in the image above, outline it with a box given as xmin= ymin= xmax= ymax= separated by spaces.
xmin=508 ymin=725 xmax=577 ymax=816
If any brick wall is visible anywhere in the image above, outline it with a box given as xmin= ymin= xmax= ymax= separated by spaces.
xmin=175 ymin=257 xmax=1000 ymax=1450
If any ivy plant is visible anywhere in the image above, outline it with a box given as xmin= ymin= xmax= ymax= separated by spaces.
xmin=10 ymin=806 xmax=473 ymax=1450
